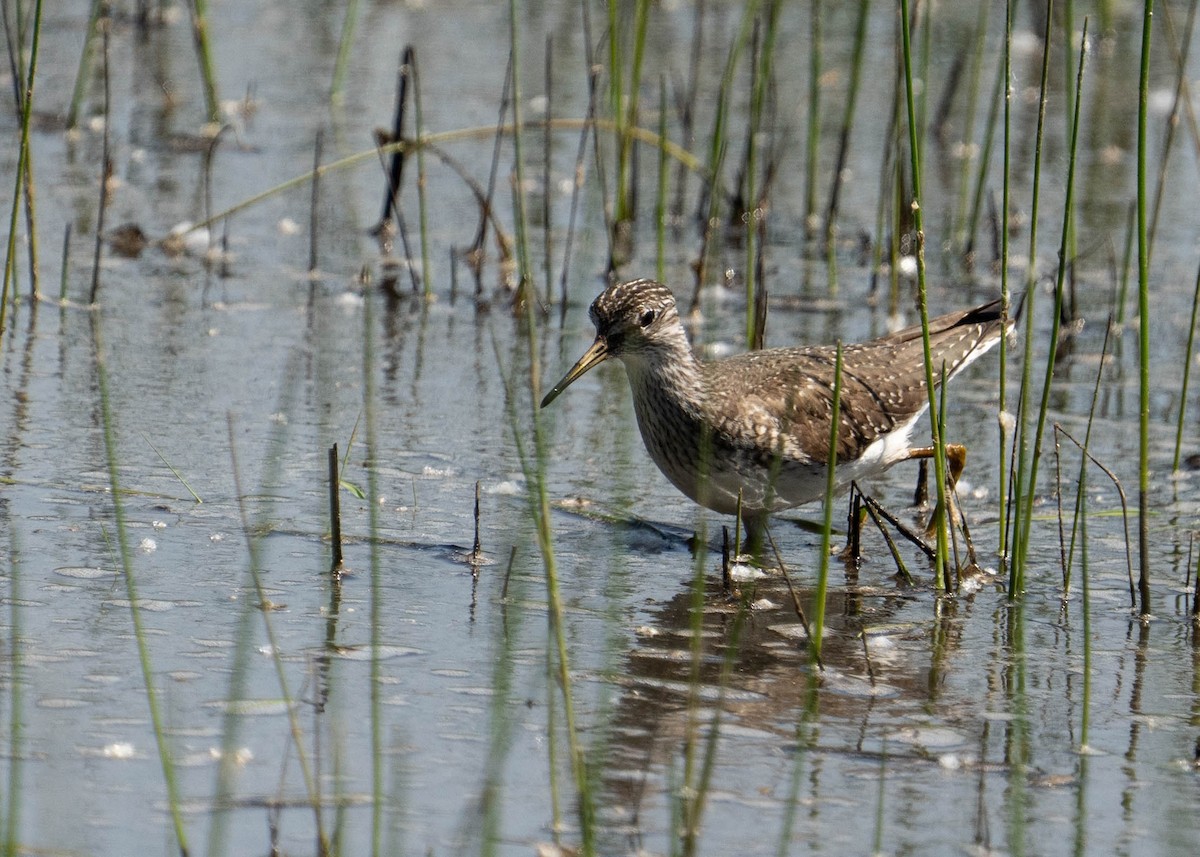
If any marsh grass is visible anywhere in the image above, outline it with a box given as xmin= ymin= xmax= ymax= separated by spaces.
xmin=187 ymin=0 xmax=221 ymax=124
xmin=1135 ymin=0 xmax=1154 ymax=616
xmin=329 ymin=0 xmax=360 ymax=105
xmin=26 ymin=2 xmax=1200 ymax=853
xmin=1 ymin=0 xmax=43 ymax=339
xmin=1173 ymin=261 xmax=1200 ymax=472
xmin=508 ymin=0 xmax=534 ymax=302
xmin=899 ymin=0 xmax=951 ymax=587
xmin=824 ymin=0 xmax=870 ymax=278
xmin=1008 ymin=0 xmax=1055 ymax=594
xmin=1015 ymin=15 xmax=1088 ymax=594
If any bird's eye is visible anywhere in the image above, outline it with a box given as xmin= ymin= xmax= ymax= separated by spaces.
xmin=639 ymin=309 xmax=656 ymax=328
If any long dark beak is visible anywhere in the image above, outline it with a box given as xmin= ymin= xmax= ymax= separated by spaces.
xmin=540 ymin=337 xmax=609 ymax=408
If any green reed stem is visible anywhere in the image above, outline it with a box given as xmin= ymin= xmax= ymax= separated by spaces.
xmin=656 ymin=76 xmax=668 ymax=283
xmin=140 ymin=432 xmax=203 ymax=503
xmin=825 ymin=0 xmax=870 ymax=264
xmin=411 ymin=50 xmax=433 ymax=295
xmin=1066 ymin=318 xmax=1112 ymax=592
xmin=900 ymin=0 xmax=950 ymax=585
xmin=697 ymin=0 xmax=758 ymax=289
xmin=509 ymin=0 xmax=533 ymax=298
xmin=0 ymin=0 xmax=42 ymax=350
xmin=1173 ymin=261 xmax=1200 ymax=472
xmin=952 ymin=1 xmax=990 ymax=254
xmin=1009 ymin=0 xmax=1054 ymax=595
xmin=1147 ymin=0 xmax=1199 ymax=266
xmin=804 ymin=0 xmax=822 ymax=234
xmin=93 ymin=318 xmax=190 ymax=856
xmin=812 ymin=342 xmax=842 ymax=661
xmin=1135 ymin=0 xmax=1154 ymax=616
xmin=745 ymin=1 xmax=782 ymax=344
xmin=66 ymin=0 xmax=103 ymax=130
xmin=329 ymin=0 xmax=360 ymax=105
xmin=1021 ymin=16 xmax=1087 ymax=588
xmin=626 ymin=0 xmax=651 ymax=221
xmin=190 ymin=118 xmax=705 ymax=238
xmin=187 ymin=0 xmax=221 ymax=123
xmin=996 ymin=0 xmax=1014 ymax=562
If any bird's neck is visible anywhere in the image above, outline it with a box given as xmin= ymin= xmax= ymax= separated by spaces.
xmin=620 ymin=337 xmax=706 ymax=416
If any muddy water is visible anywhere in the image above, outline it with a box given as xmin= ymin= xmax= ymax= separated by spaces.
xmin=2 ymin=3 xmax=1198 ymax=855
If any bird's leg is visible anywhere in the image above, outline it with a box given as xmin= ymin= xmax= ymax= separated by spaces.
xmin=904 ymin=443 xmax=972 ymax=558
xmin=840 ymin=482 xmax=865 ymax=564
xmin=739 ymin=511 xmax=769 ymax=561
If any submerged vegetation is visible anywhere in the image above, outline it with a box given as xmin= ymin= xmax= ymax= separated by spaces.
xmin=1 ymin=1 xmax=1199 ymax=856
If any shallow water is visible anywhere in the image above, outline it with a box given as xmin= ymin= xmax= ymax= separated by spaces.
xmin=2 ymin=2 xmax=1199 ymax=855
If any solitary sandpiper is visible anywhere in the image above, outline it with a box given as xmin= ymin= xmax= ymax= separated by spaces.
xmin=541 ymin=278 xmax=1011 ymax=542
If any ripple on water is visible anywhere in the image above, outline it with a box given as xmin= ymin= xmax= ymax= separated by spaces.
xmin=55 ymin=566 xmax=117 ymax=579
xmin=328 ymin=644 xmax=424 ymax=661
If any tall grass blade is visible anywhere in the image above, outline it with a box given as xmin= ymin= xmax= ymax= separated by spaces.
xmin=997 ymin=0 xmax=1014 ymax=564
xmin=1172 ymin=261 xmax=1200 ymax=472
xmin=825 ymin=0 xmax=871 ymax=263
xmin=899 ymin=0 xmax=950 ymax=585
xmin=1017 ymin=16 xmax=1088 ymax=584
xmin=508 ymin=0 xmax=533 ymax=301
xmin=187 ymin=0 xmax=221 ymax=123
xmin=1135 ymin=0 xmax=1154 ymax=616
xmin=329 ymin=0 xmax=360 ymax=105
xmin=1009 ymin=0 xmax=1055 ymax=594
xmin=1 ymin=0 xmax=42 ymax=344
xmin=804 ymin=0 xmax=822 ymax=238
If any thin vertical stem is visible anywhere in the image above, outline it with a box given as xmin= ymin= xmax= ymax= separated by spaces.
xmin=900 ymin=0 xmax=950 ymax=585
xmin=1 ymin=0 xmax=42 ymax=341
xmin=1010 ymin=0 xmax=1054 ymax=594
xmin=1172 ymin=261 xmax=1200 ymax=472
xmin=1135 ymin=0 xmax=1154 ymax=617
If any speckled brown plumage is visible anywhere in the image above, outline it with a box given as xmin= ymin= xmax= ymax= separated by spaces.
xmin=542 ymin=278 xmax=1011 ymax=527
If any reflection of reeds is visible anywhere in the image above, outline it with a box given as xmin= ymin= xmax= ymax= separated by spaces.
xmin=225 ymin=414 xmax=330 ymax=855
xmin=498 ymin=291 xmax=595 ymax=850
xmin=4 ymin=534 xmax=24 ymax=857
xmin=93 ymin=317 xmax=190 ymax=855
